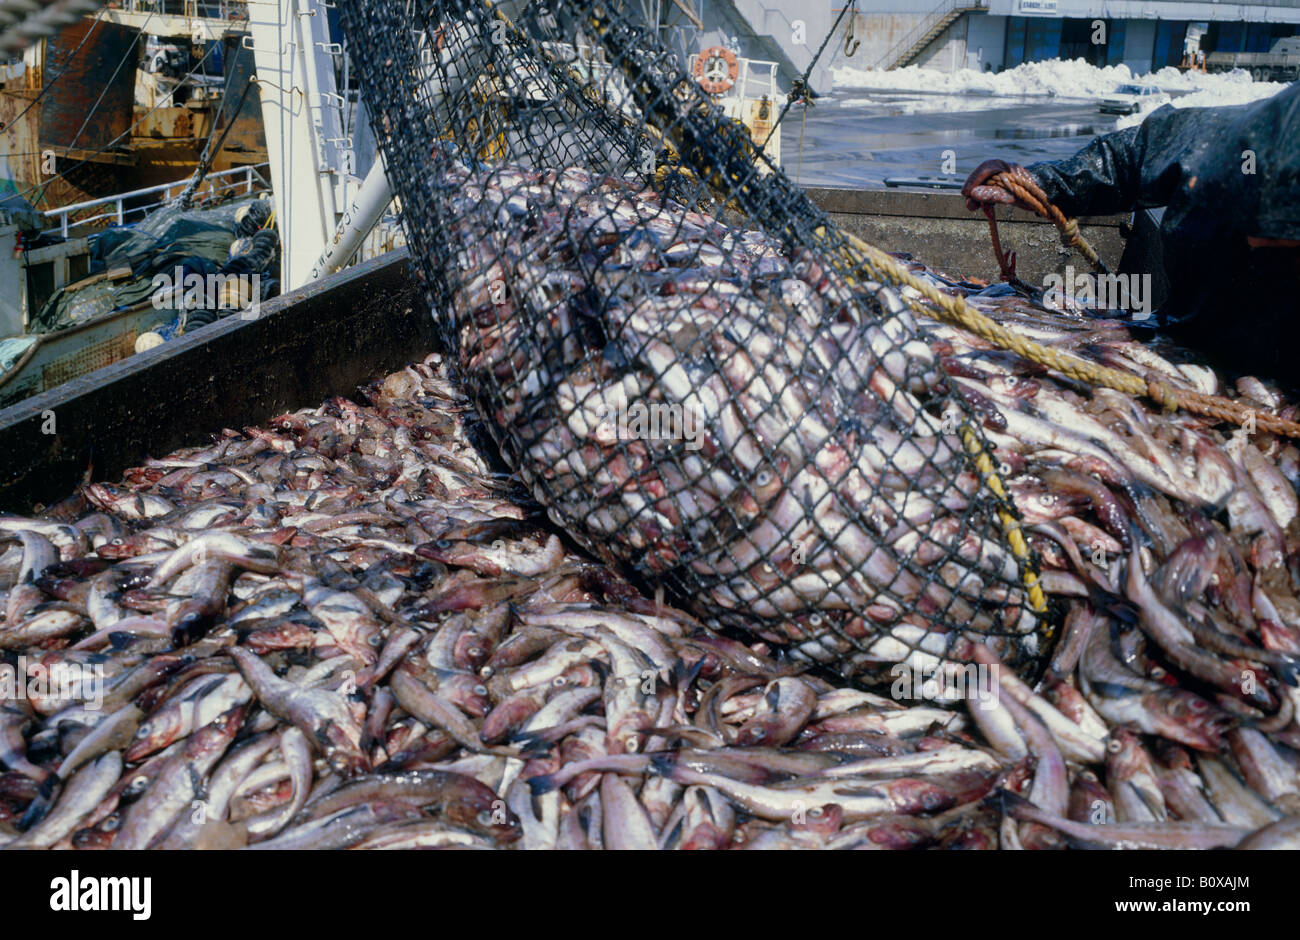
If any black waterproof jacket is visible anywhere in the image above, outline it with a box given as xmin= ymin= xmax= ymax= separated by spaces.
xmin=1027 ymin=83 xmax=1299 ymax=381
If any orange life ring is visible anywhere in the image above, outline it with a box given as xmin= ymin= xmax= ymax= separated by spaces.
xmin=693 ymin=46 xmax=739 ymax=95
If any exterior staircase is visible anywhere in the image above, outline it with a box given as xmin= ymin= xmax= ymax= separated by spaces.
xmin=879 ymin=0 xmax=987 ymax=72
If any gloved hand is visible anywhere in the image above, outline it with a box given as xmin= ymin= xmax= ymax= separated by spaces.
xmin=962 ymin=159 xmax=1037 ymax=212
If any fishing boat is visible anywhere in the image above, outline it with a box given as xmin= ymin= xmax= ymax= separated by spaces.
xmin=0 ymin=2 xmax=265 ymax=209
xmin=0 ymin=0 xmax=397 ymax=408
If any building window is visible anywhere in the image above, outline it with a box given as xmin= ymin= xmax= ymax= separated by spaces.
xmin=1025 ymin=16 xmax=1061 ymax=62
xmin=1106 ymin=19 xmax=1127 ymax=66
xmin=1060 ymin=17 xmax=1106 ymax=65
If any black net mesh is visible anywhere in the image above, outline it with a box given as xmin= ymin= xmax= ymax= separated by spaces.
xmin=337 ymin=0 xmax=1053 ymax=687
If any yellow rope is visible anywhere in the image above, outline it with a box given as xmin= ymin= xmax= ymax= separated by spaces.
xmin=822 ymin=227 xmax=1146 ymax=394
xmin=959 ymin=422 xmax=1049 ymax=619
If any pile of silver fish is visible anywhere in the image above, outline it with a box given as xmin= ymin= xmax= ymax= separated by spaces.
xmin=1 ymin=330 xmax=1299 ymax=848
xmin=902 ymin=261 xmax=1300 ymax=849
xmin=0 ymin=353 xmax=1022 ymax=850
xmin=443 ymin=160 xmax=1041 ymax=680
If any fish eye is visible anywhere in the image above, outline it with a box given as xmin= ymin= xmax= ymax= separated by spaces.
xmin=369 ymin=634 xmax=383 ymax=646
xmin=808 ymin=614 xmax=823 ymax=627
xmin=553 ymin=676 xmax=567 ymax=687
xmin=436 ymin=539 xmax=452 ymax=549
xmin=755 ymin=471 xmax=772 ymax=487
xmin=477 ymin=810 xmax=493 ymax=826
xmin=1188 ymin=699 xmax=1207 ymax=713
xmin=748 ymin=728 xmax=765 ymax=740
xmin=474 ymin=685 xmax=488 ymax=696
xmin=111 ymin=538 xmax=124 ymax=545
xmin=1005 ymin=377 xmax=1018 ymax=386
xmin=1106 ymin=739 xmax=1122 ymax=754
xmin=623 ymin=735 xmax=640 ymax=753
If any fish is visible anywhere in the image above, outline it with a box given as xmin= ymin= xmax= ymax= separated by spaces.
xmin=228 ymin=647 xmax=368 ymax=776
xmin=996 ymin=790 xmax=1249 ymax=849
xmin=112 ymin=703 xmax=246 ymax=849
xmin=2 ymin=276 xmax=1299 ymax=854
xmin=8 ymin=752 xmax=122 ymax=849
xmin=296 ymin=769 xmax=521 ymax=843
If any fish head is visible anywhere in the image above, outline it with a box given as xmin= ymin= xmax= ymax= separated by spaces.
xmin=171 ymin=608 xmax=216 ymax=649
xmin=453 ymin=629 xmax=493 ymax=672
xmin=679 ymin=821 xmax=731 ymax=850
xmin=1020 ymin=487 xmax=1086 ymax=521
xmin=75 ymin=813 xmax=123 ymax=849
xmin=416 ymin=539 xmax=499 ymax=576
xmin=125 ymin=709 xmax=184 ymax=762
xmin=439 ymin=672 xmax=491 ymax=719
xmin=319 ymin=728 xmax=371 ymax=778
xmin=268 ymin=412 xmax=311 ymax=437
xmin=606 ymin=701 xmax=656 ymax=756
xmin=877 ymin=777 xmax=958 ymax=815
xmin=988 ymin=374 xmax=1039 ymax=400
xmin=793 ymin=801 xmax=844 ymax=839
xmin=193 ymin=702 xmax=249 ymax=751
xmin=1147 ymin=691 xmax=1234 ymax=751
xmin=864 ymin=817 xmax=934 ymax=850
xmin=82 ymin=483 xmax=126 ymax=510
xmin=440 ymin=775 xmax=522 ymax=843
xmin=1104 ymin=725 xmax=1155 ymax=778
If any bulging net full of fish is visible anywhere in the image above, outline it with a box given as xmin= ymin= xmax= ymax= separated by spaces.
xmin=336 ymin=0 xmax=1048 ymax=685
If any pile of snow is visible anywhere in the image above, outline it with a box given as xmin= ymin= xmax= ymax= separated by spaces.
xmin=833 ymin=56 xmax=1290 ymax=105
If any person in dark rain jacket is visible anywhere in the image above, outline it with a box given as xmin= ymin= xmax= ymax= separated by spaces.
xmin=963 ymin=82 xmax=1299 ymax=380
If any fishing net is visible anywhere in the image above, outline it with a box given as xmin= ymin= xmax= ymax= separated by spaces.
xmin=337 ymin=0 xmax=1052 ymax=688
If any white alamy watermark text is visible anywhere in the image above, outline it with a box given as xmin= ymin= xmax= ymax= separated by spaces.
xmin=151 ymin=267 xmax=262 ymax=320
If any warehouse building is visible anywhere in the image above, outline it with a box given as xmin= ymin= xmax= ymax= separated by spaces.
xmin=834 ymin=0 xmax=1300 ymax=74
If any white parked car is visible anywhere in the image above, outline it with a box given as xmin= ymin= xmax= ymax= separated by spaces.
xmin=1099 ymin=83 xmax=1171 ymax=115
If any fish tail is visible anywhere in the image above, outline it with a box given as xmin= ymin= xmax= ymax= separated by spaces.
xmin=526 ymin=773 xmax=558 ymax=796
xmin=17 ymin=776 xmax=59 ymax=831
xmin=649 ymin=752 xmax=678 ymax=777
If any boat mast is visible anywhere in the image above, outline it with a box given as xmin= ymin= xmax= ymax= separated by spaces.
xmin=247 ymin=0 xmax=349 ymax=290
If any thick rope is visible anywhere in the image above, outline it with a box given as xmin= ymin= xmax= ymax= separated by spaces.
xmin=825 ymin=228 xmax=1300 ymax=440
xmin=985 ymin=165 xmax=1107 ymax=274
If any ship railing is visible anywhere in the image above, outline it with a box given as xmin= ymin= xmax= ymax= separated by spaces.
xmin=42 ymin=163 xmax=270 ymax=239
xmin=115 ymin=0 xmax=250 ymax=21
